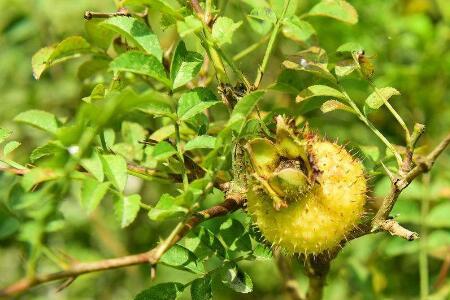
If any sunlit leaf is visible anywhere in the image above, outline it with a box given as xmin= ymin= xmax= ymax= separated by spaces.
xmin=160 ymin=244 xmax=204 ymax=273
xmin=170 ymin=41 xmax=204 ymax=89
xmin=14 ymin=110 xmax=59 ymax=134
xmin=114 ymin=194 xmax=141 ymax=228
xmin=101 ymin=154 xmax=128 ymax=192
xmin=80 ymin=150 xmax=104 ymax=182
xmin=282 ymin=16 xmax=316 ymax=45
xmin=191 ymin=275 xmax=212 ymax=300
xmin=212 ymin=17 xmax=242 ymax=46
xmin=3 ymin=141 xmax=21 ymax=156
xmin=227 ymin=91 xmax=265 ymax=130
xmin=21 ymin=168 xmax=63 ymax=191
xmin=80 ymin=178 xmax=110 ymax=214
xmin=184 ymin=135 xmax=217 ymax=151
xmin=307 ymin=0 xmax=358 ymax=24
xmin=109 ymin=51 xmax=170 ymax=87
xmin=296 ymin=85 xmax=345 ymax=102
xmin=221 ymin=263 xmax=253 ymax=293
xmin=176 ymin=15 xmax=203 ymax=37
xmin=177 ymin=88 xmax=219 ymax=121
xmin=134 ymin=282 xmax=185 ymax=300
xmin=148 ymin=193 xmax=188 ymax=221
xmin=365 ymin=87 xmax=400 ymax=110
xmin=32 ymin=36 xmax=92 ymax=79
xmin=320 ymin=100 xmax=354 ymax=113
xmin=152 ymin=141 xmax=177 ymax=161
xmin=101 ymin=16 xmax=163 ymax=61
xmin=0 ymin=128 xmax=12 ymax=144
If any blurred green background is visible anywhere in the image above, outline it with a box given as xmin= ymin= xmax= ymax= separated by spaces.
xmin=0 ymin=0 xmax=449 ymax=299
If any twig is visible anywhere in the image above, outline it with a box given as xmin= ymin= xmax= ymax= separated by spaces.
xmin=0 ymin=196 xmax=246 ymax=297
xmin=190 ymin=0 xmax=205 ymax=20
xmin=0 ymin=167 xmax=28 ymax=175
xmin=372 ymin=132 xmax=450 ymax=229
xmin=378 ymin=219 xmax=419 ymax=241
xmin=84 ymin=8 xmax=131 ymax=20
xmin=434 ymin=253 xmax=450 ymax=290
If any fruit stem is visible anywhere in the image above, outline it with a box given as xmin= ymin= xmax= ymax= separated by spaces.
xmin=305 ymin=256 xmax=330 ymax=300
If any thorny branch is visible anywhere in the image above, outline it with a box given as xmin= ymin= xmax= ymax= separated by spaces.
xmin=0 ymin=195 xmax=246 ymax=297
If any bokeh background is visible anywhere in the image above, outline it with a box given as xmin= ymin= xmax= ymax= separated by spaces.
xmin=0 ymin=0 xmax=449 ymax=299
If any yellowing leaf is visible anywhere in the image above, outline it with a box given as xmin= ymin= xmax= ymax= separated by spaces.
xmin=365 ymin=87 xmax=400 ymax=109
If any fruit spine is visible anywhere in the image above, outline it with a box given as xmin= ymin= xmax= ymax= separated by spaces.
xmin=245 ymin=116 xmax=367 ymax=255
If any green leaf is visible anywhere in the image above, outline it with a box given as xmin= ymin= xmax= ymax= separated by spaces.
xmin=252 ymin=243 xmax=273 ymax=260
xmin=365 ymin=87 xmax=400 ymax=110
xmin=211 ymin=17 xmax=242 ymax=46
xmin=32 ymin=36 xmax=92 ymax=79
xmin=221 ymin=264 xmax=253 ymax=293
xmin=114 ymin=194 xmax=141 ymax=228
xmin=14 ymin=110 xmax=59 ymax=134
xmin=152 ymin=141 xmax=177 ymax=161
xmin=149 ymin=125 xmax=175 ymax=142
xmin=0 ymin=128 xmax=12 ymax=144
xmin=184 ymin=135 xmax=217 ymax=151
xmin=336 ymin=42 xmax=364 ymax=55
xmin=307 ymin=0 xmax=358 ymax=25
xmin=283 ymin=47 xmax=336 ymax=83
xmin=160 ymin=244 xmax=204 ymax=273
xmin=30 ymin=141 xmax=64 ymax=163
xmin=191 ymin=276 xmax=212 ymax=300
xmin=282 ymin=16 xmax=316 ymax=45
xmin=3 ymin=141 xmax=21 ymax=156
xmin=227 ymin=90 xmax=265 ymax=130
xmin=219 ymin=218 xmax=250 ymax=251
xmin=176 ymin=15 xmax=203 ymax=37
xmin=270 ymin=0 xmax=298 ymax=17
xmin=0 ymin=214 xmax=20 ymax=240
xmin=248 ymin=7 xmax=277 ymax=24
xmin=101 ymin=16 xmax=163 ymax=61
xmin=21 ymin=168 xmax=63 ymax=191
xmin=247 ymin=8 xmax=274 ymax=35
xmin=124 ymin=0 xmax=182 ymax=20
xmin=137 ymin=90 xmax=175 ymax=118
xmin=335 ymin=59 xmax=358 ymax=77
xmin=148 ymin=194 xmax=188 ymax=221
xmin=109 ymin=51 xmax=170 ymax=87
xmin=320 ymin=100 xmax=354 ymax=114
xmin=80 ymin=150 xmax=104 ymax=182
xmin=296 ymin=85 xmax=345 ymax=102
xmin=82 ymin=83 xmax=106 ymax=103
xmin=177 ymin=88 xmax=219 ymax=121
xmin=80 ymin=178 xmax=110 ymax=214
xmin=134 ymin=282 xmax=185 ymax=300
xmin=184 ymin=227 xmax=227 ymax=260
xmin=170 ymin=41 xmax=204 ymax=90
xmin=101 ymin=154 xmax=128 ymax=192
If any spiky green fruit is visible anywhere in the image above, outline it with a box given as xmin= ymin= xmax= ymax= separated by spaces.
xmin=245 ymin=116 xmax=366 ymax=254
